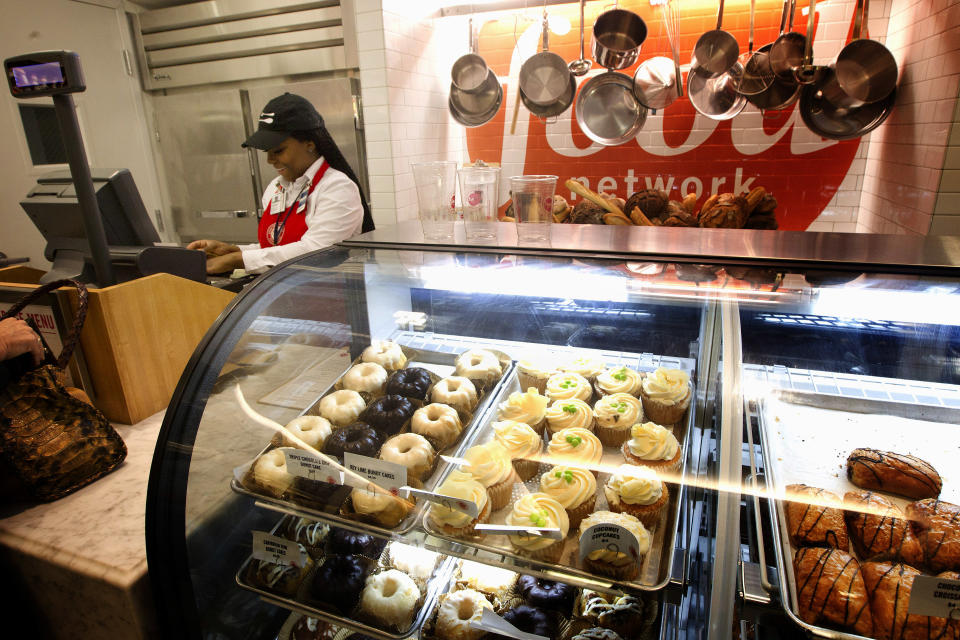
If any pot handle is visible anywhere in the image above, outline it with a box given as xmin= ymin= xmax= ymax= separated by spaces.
xmin=717 ymin=0 xmax=725 ymax=30
xmin=797 ymin=0 xmax=817 ymax=83
xmin=541 ymin=13 xmax=549 ymax=53
xmin=778 ymin=0 xmax=789 ymax=36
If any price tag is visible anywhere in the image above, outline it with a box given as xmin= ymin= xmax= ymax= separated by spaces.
xmin=469 ymin=608 xmax=549 ymax=640
xmin=404 ymin=486 xmax=479 ymax=518
xmin=907 ymin=575 xmax=960 ymax=618
xmin=473 ymin=523 xmax=564 ymax=540
xmin=283 ymin=449 xmax=343 ymax=485
xmin=578 ymin=523 xmax=642 ymax=565
xmin=343 ymin=452 xmax=406 ymax=495
xmin=251 ymin=531 xmax=308 ymax=568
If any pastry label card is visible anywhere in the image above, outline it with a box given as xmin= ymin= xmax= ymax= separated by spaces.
xmin=469 ymin=608 xmax=550 ymax=640
xmin=908 ymin=575 xmax=960 ymax=618
xmin=579 ymin=523 xmax=642 ymax=566
xmin=343 ymin=452 xmax=406 ymax=495
xmin=404 ymin=486 xmax=480 ymax=518
xmin=474 ymin=524 xmax=564 ymax=540
xmin=284 ymin=449 xmax=342 ymax=485
xmin=251 ymin=531 xmax=309 ymax=568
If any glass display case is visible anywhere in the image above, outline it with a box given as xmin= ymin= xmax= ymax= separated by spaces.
xmin=146 ymin=223 xmax=960 ymax=640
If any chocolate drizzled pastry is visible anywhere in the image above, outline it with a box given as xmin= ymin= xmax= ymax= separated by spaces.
xmin=905 ymin=499 xmax=960 ymax=573
xmin=624 ymin=189 xmax=668 ymax=221
xmin=847 ymin=448 xmax=942 ymax=499
xmin=785 ymin=484 xmax=848 ymax=549
xmin=794 ymin=547 xmax=874 ymax=637
xmin=844 ymin=491 xmax=923 ymax=566
xmin=861 ymin=562 xmax=960 ymax=640
xmin=569 ymin=200 xmax=608 ymax=225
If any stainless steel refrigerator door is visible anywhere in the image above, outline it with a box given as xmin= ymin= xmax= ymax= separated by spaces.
xmin=247 ymin=77 xmax=368 ymax=200
xmin=153 ymin=89 xmax=260 ymax=244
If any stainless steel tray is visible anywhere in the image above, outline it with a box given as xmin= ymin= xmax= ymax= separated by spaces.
xmin=421 ymin=351 xmax=694 ymax=593
xmin=230 ymin=347 xmax=513 ymax=537
xmin=749 ymin=368 xmax=960 ymax=640
xmin=236 ymin=518 xmax=458 ymax=640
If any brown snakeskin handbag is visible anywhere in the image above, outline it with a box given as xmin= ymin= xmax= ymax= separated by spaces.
xmin=0 ymin=279 xmax=126 ymax=501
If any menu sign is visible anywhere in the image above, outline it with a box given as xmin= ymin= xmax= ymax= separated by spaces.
xmin=283 ymin=449 xmax=342 ymax=485
xmin=578 ymin=523 xmax=641 ymax=566
xmin=343 ymin=452 xmax=406 ymax=494
xmin=251 ymin=531 xmax=308 ymax=567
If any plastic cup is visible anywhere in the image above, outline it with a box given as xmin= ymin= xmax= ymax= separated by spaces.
xmin=458 ymin=166 xmax=501 ymax=242
xmin=411 ymin=161 xmax=457 ymax=240
xmin=509 ymin=175 xmax=557 ymax=244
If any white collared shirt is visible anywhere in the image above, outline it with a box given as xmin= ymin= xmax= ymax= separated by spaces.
xmin=238 ymin=155 xmax=364 ymax=273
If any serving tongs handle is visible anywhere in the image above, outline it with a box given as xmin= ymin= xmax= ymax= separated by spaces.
xmin=797 ymin=0 xmax=817 ymax=83
xmin=745 ymin=402 xmax=778 ymax=595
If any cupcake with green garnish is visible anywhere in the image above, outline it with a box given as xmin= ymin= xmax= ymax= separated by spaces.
xmin=545 ymin=398 xmax=595 ymax=435
xmin=595 ymin=365 xmax=644 ymax=398
xmin=593 ymin=393 xmax=644 ymax=447
xmin=504 ymin=492 xmax=569 ymax=563
xmin=540 ymin=465 xmax=598 ymax=529
xmin=546 ymin=372 xmax=593 ymax=403
xmin=546 ymin=427 xmax=603 ymax=477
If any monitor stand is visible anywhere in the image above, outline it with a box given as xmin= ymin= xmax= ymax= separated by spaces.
xmin=41 ymin=249 xmax=89 ymax=283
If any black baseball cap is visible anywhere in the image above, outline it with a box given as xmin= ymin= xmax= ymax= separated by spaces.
xmin=241 ymin=93 xmax=325 ymax=150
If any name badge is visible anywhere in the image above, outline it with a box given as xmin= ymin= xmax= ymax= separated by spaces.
xmin=270 ymin=189 xmax=285 ymax=214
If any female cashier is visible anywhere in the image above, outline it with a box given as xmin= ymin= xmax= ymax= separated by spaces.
xmin=187 ymin=93 xmax=375 ymax=274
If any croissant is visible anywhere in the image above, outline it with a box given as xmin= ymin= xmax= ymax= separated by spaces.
xmin=906 ymin=499 xmax=960 ymax=573
xmin=847 ymin=448 xmax=942 ymax=499
xmin=794 ymin=547 xmax=873 ymax=637
xmin=844 ymin=491 xmax=924 ymax=566
xmin=785 ymin=484 xmax=848 ymax=549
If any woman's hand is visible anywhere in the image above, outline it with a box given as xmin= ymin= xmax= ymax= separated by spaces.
xmin=186 ymin=239 xmax=241 ymax=257
xmin=0 ymin=318 xmax=43 ymax=364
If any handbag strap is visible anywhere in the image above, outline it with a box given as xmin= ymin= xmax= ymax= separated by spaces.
xmin=1 ymin=279 xmax=88 ymax=369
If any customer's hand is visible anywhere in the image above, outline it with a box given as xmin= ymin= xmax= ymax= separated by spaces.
xmin=187 ymin=239 xmax=241 ymax=257
xmin=205 ymin=251 xmax=245 ymax=275
xmin=0 ymin=318 xmax=43 ymax=364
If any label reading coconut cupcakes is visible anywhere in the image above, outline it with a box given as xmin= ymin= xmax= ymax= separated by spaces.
xmin=578 ymin=523 xmax=641 ymax=565
xmin=403 ymin=486 xmax=480 ymax=518
xmin=284 ymin=450 xmax=343 ymax=485
xmin=251 ymin=531 xmax=309 ymax=567
xmin=343 ymin=452 xmax=407 ymax=495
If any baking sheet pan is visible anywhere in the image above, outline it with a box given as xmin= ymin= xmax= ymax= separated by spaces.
xmin=756 ymin=389 xmax=960 ymax=640
xmin=231 ymin=349 xmax=513 ymax=537
xmin=421 ymin=359 xmax=693 ymax=592
xmin=236 ymin=517 xmax=458 ymax=640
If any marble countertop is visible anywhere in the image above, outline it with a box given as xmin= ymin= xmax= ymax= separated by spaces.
xmin=0 ymin=410 xmax=164 ymax=590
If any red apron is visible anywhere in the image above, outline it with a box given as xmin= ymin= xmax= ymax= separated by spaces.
xmin=257 ymin=160 xmax=330 ymax=248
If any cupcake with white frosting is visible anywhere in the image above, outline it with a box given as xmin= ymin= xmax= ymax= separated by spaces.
xmin=497 ymin=387 xmax=549 ymax=434
xmin=621 ymin=421 xmax=682 ymax=474
xmin=545 ymin=398 xmax=595 ymax=435
xmin=603 ymin=464 xmax=669 ymax=529
xmin=540 ymin=465 xmax=598 ymax=529
xmin=593 ymin=393 xmax=643 ymax=447
xmin=492 ymin=420 xmax=542 ymax=481
xmin=546 ymin=427 xmax=603 ymax=476
xmin=427 ymin=471 xmax=490 ymax=536
xmin=546 ymin=372 xmax=593 ymax=403
xmin=639 ymin=367 xmax=691 ymax=425
xmin=516 ymin=359 xmax=556 ymax=395
xmin=559 ymin=355 xmax=606 ymax=383
xmin=462 ymin=441 xmax=519 ymax=510
xmin=505 ymin=492 xmax=570 ymax=563
xmin=595 ymin=365 xmax=644 ymax=398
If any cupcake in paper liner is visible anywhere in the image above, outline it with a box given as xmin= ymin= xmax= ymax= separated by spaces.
xmin=427 ymin=471 xmax=491 ymax=537
xmin=621 ymin=422 xmax=682 ymax=475
xmin=346 ymin=486 xmax=411 ymax=528
xmin=492 ymin=420 xmax=543 ymax=481
xmin=505 ymin=492 xmax=570 ymax=563
xmin=593 ymin=393 xmax=643 ymax=447
xmin=497 ymin=387 xmax=549 ymax=435
xmin=603 ymin=464 xmax=669 ymax=530
xmin=545 ymin=427 xmax=603 ymax=477
xmin=639 ymin=367 xmax=691 ymax=425
xmin=516 ymin=359 xmax=556 ymax=395
xmin=539 ymin=465 xmax=598 ymax=530
xmin=578 ymin=510 xmax=650 ymax=581
xmin=558 ymin=355 xmax=606 ymax=384
xmin=462 ymin=441 xmax=520 ymax=511
xmin=594 ymin=365 xmax=644 ymax=398
xmin=545 ymin=398 xmax=595 ymax=436
xmin=546 ymin=372 xmax=593 ymax=403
